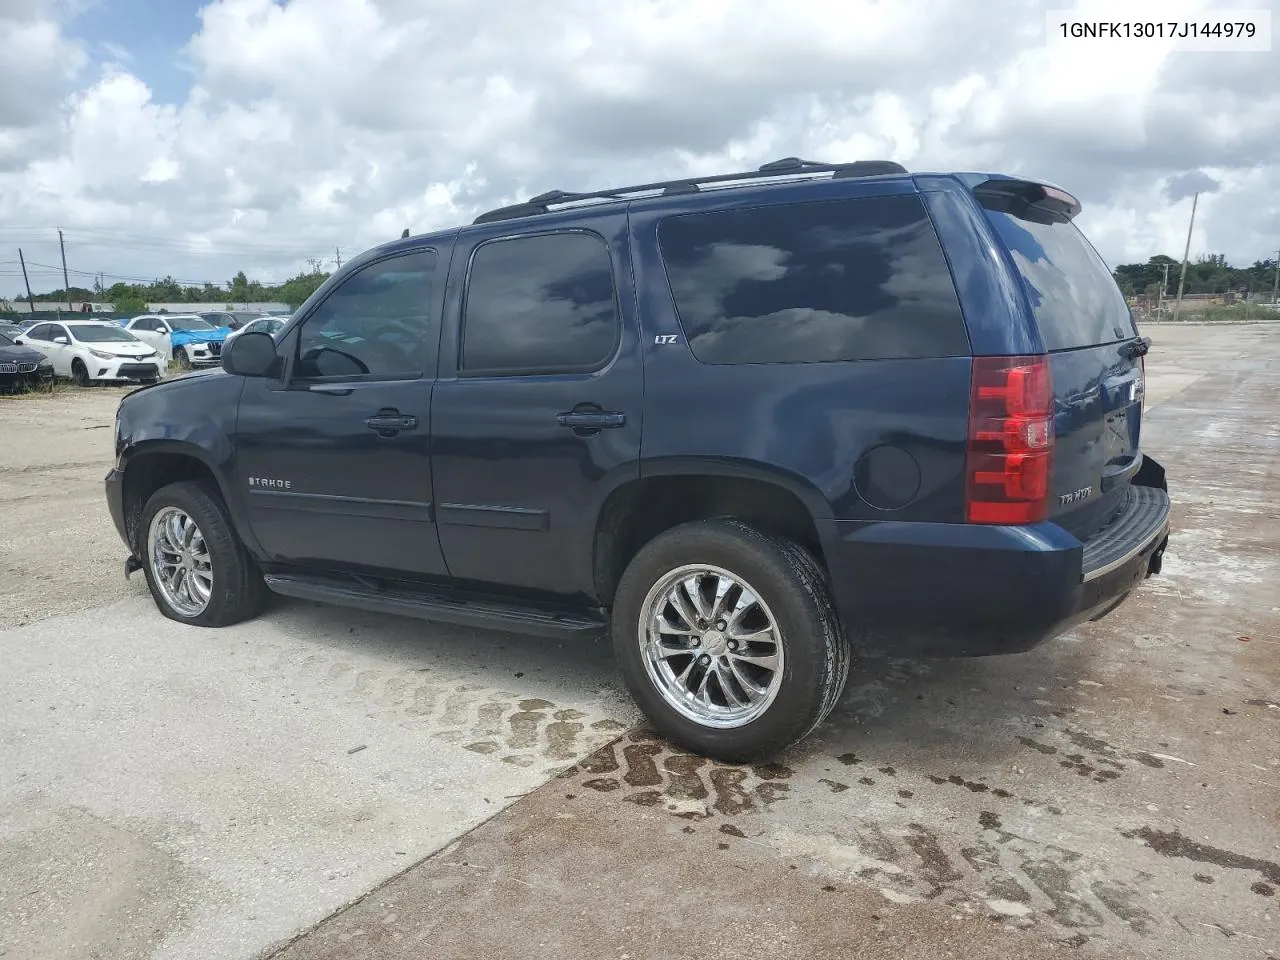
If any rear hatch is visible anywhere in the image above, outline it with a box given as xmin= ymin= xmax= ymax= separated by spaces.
xmin=976 ymin=180 xmax=1145 ymax=540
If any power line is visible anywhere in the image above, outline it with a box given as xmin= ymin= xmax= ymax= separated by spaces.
xmin=0 ymin=228 xmax=335 ymax=257
xmin=21 ymin=260 xmax=228 ymax=286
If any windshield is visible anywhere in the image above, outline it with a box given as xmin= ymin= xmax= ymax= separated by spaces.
xmin=169 ymin=316 xmax=216 ymax=331
xmin=70 ymin=325 xmax=140 ymax=343
xmin=250 ymin=318 xmax=284 ymax=336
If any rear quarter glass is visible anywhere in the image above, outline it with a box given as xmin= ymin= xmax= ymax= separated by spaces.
xmin=657 ymin=194 xmax=971 ymax=364
xmin=982 ymin=211 xmax=1135 ymax=352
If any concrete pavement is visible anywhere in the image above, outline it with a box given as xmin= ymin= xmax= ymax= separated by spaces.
xmin=1 ymin=323 xmax=1277 ymax=960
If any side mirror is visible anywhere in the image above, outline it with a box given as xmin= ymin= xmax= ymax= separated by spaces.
xmin=54 ymin=336 xmax=70 ymax=345
xmin=222 ymin=331 xmax=279 ymax=378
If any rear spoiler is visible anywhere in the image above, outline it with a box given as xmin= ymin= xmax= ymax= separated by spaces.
xmin=972 ymin=178 xmax=1081 ymax=224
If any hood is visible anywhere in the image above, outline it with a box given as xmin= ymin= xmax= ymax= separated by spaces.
xmin=171 ymin=327 xmax=231 ymax=347
xmin=148 ymin=365 xmax=224 ymax=387
xmin=93 ymin=340 xmax=156 ymax=356
xmin=0 ymin=343 xmax=48 ymax=364
xmin=117 ymin=365 xmax=224 ymax=400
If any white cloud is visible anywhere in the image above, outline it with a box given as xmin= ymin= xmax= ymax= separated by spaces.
xmin=0 ymin=0 xmax=1277 ymax=297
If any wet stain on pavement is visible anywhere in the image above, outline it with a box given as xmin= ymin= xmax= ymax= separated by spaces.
xmin=927 ymin=774 xmax=1012 ymax=798
xmin=1123 ymin=826 xmax=1280 ymax=887
xmin=570 ymin=731 xmax=794 ymax=820
xmin=1018 ymin=737 xmax=1059 ymax=755
xmin=321 ymin=668 xmax=626 ymax=771
xmin=904 ymin=823 xmax=963 ymax=896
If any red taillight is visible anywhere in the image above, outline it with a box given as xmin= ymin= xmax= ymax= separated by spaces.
xmin=966 ymin=355 xmax=1053 ymax=524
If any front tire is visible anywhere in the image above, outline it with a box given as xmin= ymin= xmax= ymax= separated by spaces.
xmin=174 ymin=348 xmax=191 ymax=371
xmin=71 ymin=359 xmax=90 ymax=386
xmin=611 ymin=519 xmax=850 ymax=762
xmin=138 ymin=480 xmax=267 ymax=627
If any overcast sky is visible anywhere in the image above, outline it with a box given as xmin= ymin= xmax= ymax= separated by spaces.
xmin=1 ymin=0 xmax=1277 ymax=298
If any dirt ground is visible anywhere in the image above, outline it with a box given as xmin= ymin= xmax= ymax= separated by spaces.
xmin=1 ymin=324 xmax=1277 ymax=960
xmin=0 ymin=384 xmax=142 ymax=630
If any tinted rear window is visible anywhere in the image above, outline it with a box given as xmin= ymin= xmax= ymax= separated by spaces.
xmin=983 ymin=210 xmax=1135 ymax=351
xmin=462 ymin=231 xmax=619 ymax=374
xmin=658 ymin=195 xmax=969 ymax=364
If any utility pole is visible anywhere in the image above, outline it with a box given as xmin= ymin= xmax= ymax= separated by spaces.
xmin=334 ymin=247 xmax=342 ymax=269
xmin=18 ymin=249 xmax=35 ymax=312
xmin=1172 ymin=192 xmax=1198 ymax=323
xmin=1157 ymin=262 xmax=1170 ymax=319
xmin=57 ymin=229 xmax=72 ymax=309
xmin=1272 ymin=246 xmax=1279 ymax=305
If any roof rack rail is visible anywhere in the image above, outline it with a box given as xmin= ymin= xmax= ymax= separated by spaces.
xmin=471 ymin=157 xmax=908 ymax=225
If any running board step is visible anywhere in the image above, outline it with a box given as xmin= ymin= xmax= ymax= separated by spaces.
xmin=263 ymin=574 xmax=608 ymax=640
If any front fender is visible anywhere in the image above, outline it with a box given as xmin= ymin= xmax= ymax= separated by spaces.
xmin=115 ymin=374 xmax=258 ymax=554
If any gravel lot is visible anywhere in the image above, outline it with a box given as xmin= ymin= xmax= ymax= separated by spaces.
xmin=2 ymin=324 xmax=1277 ymax=960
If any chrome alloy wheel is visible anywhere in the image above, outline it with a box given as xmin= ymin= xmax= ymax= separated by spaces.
xmin=638 ymin=564 xmax=785 ymax=728
xmin=147 ymin=506 xmax=213 ymax=617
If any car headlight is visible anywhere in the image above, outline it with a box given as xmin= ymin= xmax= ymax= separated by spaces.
xmin=89 ymin=349 xmax=116 ymax=360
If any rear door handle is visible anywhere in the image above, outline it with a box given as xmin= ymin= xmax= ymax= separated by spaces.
xmin=365 ymin=413 xmax=418 ymax=434
xmin=556 ymin=411 xmax=627 ymax=429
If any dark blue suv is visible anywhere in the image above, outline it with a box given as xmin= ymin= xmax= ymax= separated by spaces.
xmin=105 ymin=158 xmax=1170 ymax=761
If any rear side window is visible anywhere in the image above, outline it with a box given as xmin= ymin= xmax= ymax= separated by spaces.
xmin=982 ymin=208 xmax=1135 ymax=351
xmin=658 ymin=195 xmax=969 ymax=364
xmin=461 ymin=231 xmax=619 ymax=374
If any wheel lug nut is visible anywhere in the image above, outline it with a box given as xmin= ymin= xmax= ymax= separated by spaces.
xmin=699 ymin=655 xmax=710 ymax=665
xmin=691 ymin=637 xmax=701 ymax=646
xmin=715 ymin=620 xmax=727 ymax=631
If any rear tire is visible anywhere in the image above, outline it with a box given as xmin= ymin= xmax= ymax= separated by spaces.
xmin=138 ymin=480 xmax=267 ymax=627
xmin=611 ymin=519 xmax=850 ymax=762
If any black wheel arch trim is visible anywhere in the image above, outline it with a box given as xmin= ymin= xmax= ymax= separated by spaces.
xmin=117 ymin=439 xmax=265 ymax=560
xmin=637 ymin=456 xmax=836 ymax=522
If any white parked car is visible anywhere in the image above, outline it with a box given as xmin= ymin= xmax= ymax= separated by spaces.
xmin=224 ymin=314 xmax=288 ymax=343
xmin=14 ymin=320 xmax=162 ymax=385
xmin=123 ymin=313 xmax=231 ymax=369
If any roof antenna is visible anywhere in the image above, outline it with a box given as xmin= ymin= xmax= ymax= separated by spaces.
xmin=401 ymin=228 xmax=410 ymax=239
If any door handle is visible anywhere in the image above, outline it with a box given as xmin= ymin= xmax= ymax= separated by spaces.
xmin=556 ymin=410 xmax=626 ymax=429
xmin=365 ymin=413 xmax=418 ymax=435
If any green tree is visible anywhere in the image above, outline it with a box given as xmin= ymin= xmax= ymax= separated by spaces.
xmin=151 ymin=275 xmax=183 ymax=301
xmin=277 ymin=270 xmax=329 ymax=308
xmin=113 ymin=294 xmax=148 ymax=315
